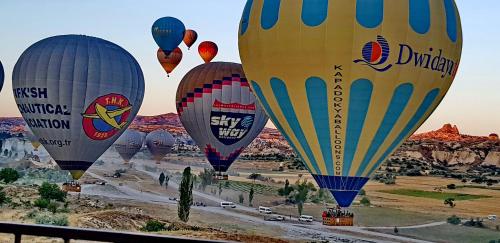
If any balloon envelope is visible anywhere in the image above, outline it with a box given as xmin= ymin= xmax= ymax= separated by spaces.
xmin=239 ymin=0 xmax=462 ymax=207
xmin=145 ymin=130 xmax=175 ymax=163
xmin=176 ymin=62 xmax=268 ymax=172
xmin=152 ymin=17 xmax=186 ymax=55
xmin=198 ymin=41 xmax=218 ymax=63
xmin=115 ymin=129 xmax=144 ymax=163
xmin=0 ymin=61 xmax=3 ymax=93
xmin=183 ymin=29 xmax=198 ymax=49
xmin=157 ymin=47 xmax=183 ymax=76
xmin=13 ymin=35 xmax=145 ymax=179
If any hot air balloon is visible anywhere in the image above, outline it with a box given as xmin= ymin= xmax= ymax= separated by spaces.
xmin=157 ymin=47 xmax=183 ymax=77
xmin=183 ymin=29 xmax=198 ymax=50
xmin=145 ymin=129 xmax=175 ymax=164
xmin=0 ymin=61 xmax=4 ymax=92
xmin=24 ymin=125 xmax=41 ymax=151
xmin=239 ymin=0 xmax=462 ymax=207
xmin=198 ymin=41 xmax=218 ymax=63
xmin=115 ymin=129 xmax=144 ymax=164
xmin=13 ymin=35 xmax=145 ymax=181
xmin=152 ymin=17 xmax=186 ymax=56
xmin=176 ymin=62 xmax=268 ymax=179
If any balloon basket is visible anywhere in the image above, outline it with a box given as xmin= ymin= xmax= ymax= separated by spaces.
xmin=62 ymin=181 xmax=81 ymax=193
xmin=213 ymin=174 xmax=229 ymax=181
xmin=322 ymin=207 xmax=354 ymax=226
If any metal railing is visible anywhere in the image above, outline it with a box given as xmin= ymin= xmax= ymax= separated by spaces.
xmin=0 ymin=221 xmax=222 ymax=243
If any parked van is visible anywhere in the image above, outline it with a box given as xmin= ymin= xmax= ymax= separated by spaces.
xmin=298 ymin=215 xmax=314 ymax=223
xmin=220 ymin=201 xmax=236 ymax=208
xmin=259 ymin=206 xmax=272 ymax=214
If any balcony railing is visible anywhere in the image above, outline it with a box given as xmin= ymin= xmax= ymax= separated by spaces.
xmin=0 ymin=221 xmax=223 ymax=243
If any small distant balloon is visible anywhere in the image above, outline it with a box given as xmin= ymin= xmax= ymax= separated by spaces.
xmin=115 ymin=129 xmax=144 ymax=164
xmin=198 ymin=41 xmax=218 ymax=63
xmin=152 ymin=17 xmax=186 ymax=56
xmin=0 ymin=61 xmax=4 ymax=93
xmin=183 ymin=29 xmax=198 ymax=50
xmin=145 ymin=129 xmax=175 ymax=164
xmin=157 ymin=47 xmax=183 ymax=77
xmin=13 ymin=35 xmax=145 ymax=180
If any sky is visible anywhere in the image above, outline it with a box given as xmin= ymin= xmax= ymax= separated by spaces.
xmin=0 ymin=0 xmax=498 ymax=135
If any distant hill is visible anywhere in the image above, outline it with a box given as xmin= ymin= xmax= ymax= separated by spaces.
xmin=2 ymin=115 xmax=499 ymax=168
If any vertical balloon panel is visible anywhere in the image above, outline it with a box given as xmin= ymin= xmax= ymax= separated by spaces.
xmin=13 ymin=35 xmax=145 ymax=179
xmin=239 ymin=0 xmax=462 ymax=207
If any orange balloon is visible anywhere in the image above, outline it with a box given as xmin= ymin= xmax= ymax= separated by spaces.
xmin=157 ymin=47 xmax=182 ymax=77
xmin=183 ymin=29 xmax=198 ymax=50
xmin=198 ymin=41 xmax=218 ymax=63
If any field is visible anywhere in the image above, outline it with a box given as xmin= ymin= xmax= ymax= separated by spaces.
xmin=379 ymin=189 xmax=491 ymax=201
xmin=221 ymin=180 xmax=278 ymax=195
xmin=364 ymin=176 xmax=500 ymax=219
xmin=373 ymin=224 xmax=500 ymax=243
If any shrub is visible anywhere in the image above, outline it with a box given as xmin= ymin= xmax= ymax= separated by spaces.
xmin=358 ymin=189 xmax=366 ymax=196
xmin=0 ymin=168 xmax=20 ymax=183
xmin=34 ymin=198 xmax=50 ymax=209
xmin=47 ymin=201 xmax=59 ymax=214
xmin=141 ymin=220 xmax=166 ymax=232
xmin=360 ymin=197 xmax=371 ymax=206
xmin=0 ymin=188 xmax=11 ymax=206
xmin=39 ymin=182 xmax=66 ymax=202
xmin=447 ymin=184 xmax=456 ymax=190
xmin=447 ymin=215 xmax=461 ymax=225
xmin=238 ymin=194 xmax=244 ymax=204
xmin=35 ymin=212 xmax=68 ymax=226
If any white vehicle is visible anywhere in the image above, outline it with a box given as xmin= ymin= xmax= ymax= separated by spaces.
xmin=220 ymin=201 xmax=236 ymax=208
xmin=298 ymin=215 xmax=314 ymax=223
xmin=487 ymin=215 xmax=497 ymax=221
xmin=259 ymin=206 xmax=272 ymax=214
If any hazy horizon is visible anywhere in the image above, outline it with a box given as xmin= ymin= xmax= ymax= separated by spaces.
xmin=0 ymin=0 xmax=498 ymax=135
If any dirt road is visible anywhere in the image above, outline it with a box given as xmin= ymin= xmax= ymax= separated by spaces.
xmin=80 ymin=163 xmax=435 ymax=243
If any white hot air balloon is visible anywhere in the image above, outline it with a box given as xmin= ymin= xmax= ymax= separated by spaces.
xmin=13 ymin=35 xmax=145 ymax=180
xmin=145 ymin=129 xmax=175 ymax=164
xmin=115 ymin=129 xmax=144 ymax=164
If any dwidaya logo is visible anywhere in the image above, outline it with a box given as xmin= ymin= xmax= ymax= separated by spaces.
xmin=82 ymin=93 xmax=132 ymax=140
xmin=353 ymin=35 xmax=392 ymax=72
xmin=210 ymin=100 xmax=255 ymax=145
xmin=354 ymin=35 xmax=459 ymax=78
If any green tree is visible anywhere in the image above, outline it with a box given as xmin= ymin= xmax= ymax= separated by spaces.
xmin=159 ymin=172 xmax=165 ymax=186
xmin=444 ymin=198 xmax=456 ymax=208
xmin=248 ymin=173 xmax=261 ymax=183
xmin=447 ymin=215 xmax=461 ymax=225
xmin=360 ymin=197 xmax=371 ymax=206
xmin=249 ymin=186 xmax=254 ymax=207
xmin=165 ymin=175 xmax=170 ymax=190
xmin=199 ymin=168 xmax=215 ymax=191
xmin=0 ymin=168 xmax=20 ymax=184
xmin=278 ymin=179 xmax=294 ymax=197
xmin=178 ymin=167 xmax=193 ymax=222
xmin=292 ymin=179 xmax=316 ymax=215
xmin=39 ymin=182 xmax=66 ymax=202
xmin=218 ymin=182 xmax=223 ymax=197
xmin=238 ymin=194 xmax=244 ymax=204
xmin=358 ymin=189 xmax=366 ymax=196
xmin=141 ymin=220 xmax=166 ymax=232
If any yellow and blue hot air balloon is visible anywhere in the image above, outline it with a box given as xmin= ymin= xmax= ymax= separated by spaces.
xmin=0 ymin=60 xmax=4 ymax=92
xmin=239 ymin=0 xmax=462 ymax=207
